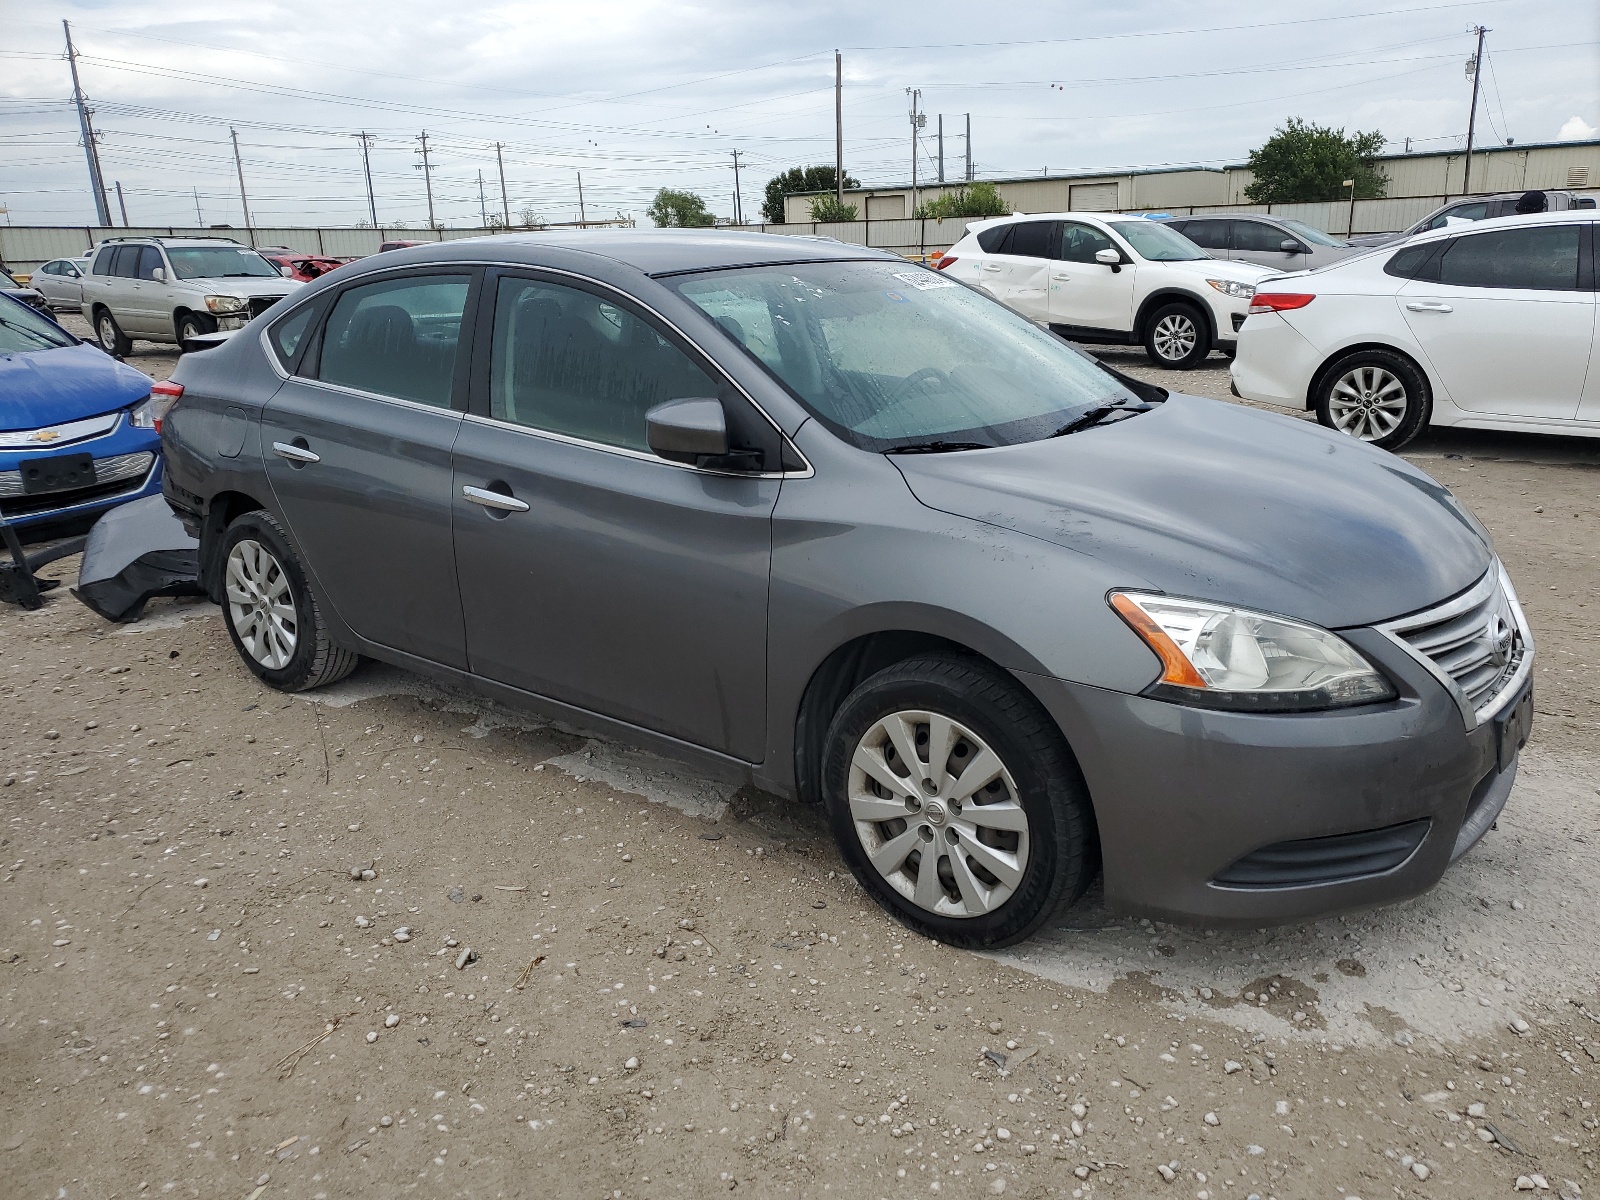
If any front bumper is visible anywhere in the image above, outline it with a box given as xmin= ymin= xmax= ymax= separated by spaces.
xmin=0 ymin=417 xmax=164 ymax=534
xmin=1019 ymin=623 xmax=1526 ymax=925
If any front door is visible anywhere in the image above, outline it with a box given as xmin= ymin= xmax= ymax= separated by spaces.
xmin=1231 ymin=219 xmax=1305 ymax=270
xmin=260 ymin=269 xmax=475 ymax=668
xmin=451 ymin=271 xmax=778 ymax=759
xmin=1398 ymin=223 xmax=1595 ymax=420
xmin=1049 ymin=220 xmax=1136 ymax=332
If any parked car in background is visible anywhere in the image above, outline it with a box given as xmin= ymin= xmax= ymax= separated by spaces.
xmin=378 ymin=239 xmax=428 ymax=253
xmin=29 ymin=257 xmax=92 ymax=312
xmin=1233 ymin=210 xmax=1599 ymax=450
xmin=1159 ymin=213 xmax=1360 ymax=271
xmin=937 ymin=213 xmax=1272 ymax=367
xmin=81 ymin=236 xmax=301 ymax=355
xmin=0 ymin=293 xmax=167 ymax=539
xmin=1347 ymin=189 xmax=1597 ymax=248
xmin=162 ymin=231 xmax=1530 ymax=945
xmin=2 ymin=279 xmax=48 ymax=312
xmin=258 ymin=249 xmax=348 ymax=282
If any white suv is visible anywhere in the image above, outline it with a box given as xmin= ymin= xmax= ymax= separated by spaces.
xmin=1232 ymin=211 xmax=1600 ymax=451
xmin=938 ymin=213 xmax=1273 ymax=368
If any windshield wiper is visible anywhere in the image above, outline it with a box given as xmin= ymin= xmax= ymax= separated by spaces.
xmin=1048 ymin=402 xmax=1152 ymax=438
xmin=883 ymin=440 xmax=994 ymax=455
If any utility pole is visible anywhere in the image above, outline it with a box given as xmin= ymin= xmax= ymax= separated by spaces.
xmin=355 ymin=131 xmax=378 ymax=227
xmin=731 ymin=149 xmax=743 ymax=225
xmin=965 ymin=113 xmax=973 ymax=182
xmin=907 ymin=88 xmax=924 ymax=215
xmin=495 ymin=142 xmax=510 ymax=227
xmin=477 ymin=170 xmax=488 ymax=228
xmin=229 ymin=128 xmax=253 ymax=229
xmin=114 ymin=181 xmax=128 ymax=227
xmin=937 ymin=115 xmax=944 ymax=183
xmin=576 ymin=171 xmax=587 ymax=227
xmin=1461 ymin=26 xmax=1489 ymax=196
xmin=416 ymin=131 xmax=437 ymax=229
xmin=192 ymin=186 xmax=204 ymax=226
xmin=834 ymin=50 xmax=844 ymax=208
xmin=63 ymin=21 xmax=112 ymax=227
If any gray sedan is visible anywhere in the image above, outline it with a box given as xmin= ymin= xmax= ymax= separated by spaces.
xmin=159 ymin=231 xmax=1533 ymax=946
xmin=29 ymin=256 xmax=91 ymax=312
xmin=1161 ymin=213 xmax=1361 ymax=271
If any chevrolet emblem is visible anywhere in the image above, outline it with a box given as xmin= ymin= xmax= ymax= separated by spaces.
xmin=28 ymin=428 xmax=62 ymax=443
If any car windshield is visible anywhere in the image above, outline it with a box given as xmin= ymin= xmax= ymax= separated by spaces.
xmin=669 ymin=260 xmax=1140 ymax=451
xmin=1105 ymin=220 xmax=1208 ymax=261
xmin=0 ymin=296 xmax=75 ymax=354
xmin=1279 ymin=219 xmax=1348 ymax=248
xmin=165 ymin=247 xmax=280 ymax=280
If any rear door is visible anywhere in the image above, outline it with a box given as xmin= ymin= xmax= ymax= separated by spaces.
xmin=451 ymin=270 xmax=779 ymax=759
xmin=1048 ymin=219 xmax=1137 ymax=332
xmin=1172 ymin=218 xmax=1232 ymax=260
xmin=127 ymin=246 xmax=168 ymax=335
xmin=1399 ymin=223 xmax=1594 ymax=420
xmin=260 ymin=268 xmax=476 ymax=667
xmin=975 ymin=220 xmax=1057 ymax=321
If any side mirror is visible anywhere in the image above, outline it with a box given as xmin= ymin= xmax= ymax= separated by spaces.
xmin=1094 ymin=248 xmax=1122 ymax=266
xmin=151 ymin=267 xmax=167 ymax=283
xmin=1281 ymin=239 xmax=1304 ymax=254
xmin=278 ymin=264 xmax=295 ymax=278
xmin=646 ymin=398 xmax=729 ymax=464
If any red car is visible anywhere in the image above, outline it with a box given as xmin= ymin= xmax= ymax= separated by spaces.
xmin=259 ymin=250 xmax=346 ymax=282
xmin=378 ymin=239 xmax=428 ymax=253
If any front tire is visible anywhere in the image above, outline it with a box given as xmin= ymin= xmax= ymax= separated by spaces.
xmin=1142 ymin=301 xmax=1210 ymax=369
xmin=821 ymin=655 xmax=1097 ymax=948
xmin=1314 ymin=348 xmax=1431 ymax=451
xmin=220 ymin=510 xmax=360 ymax=692
xmin=175 ymin=311 xmax=216 ymax=349
xmin=94 ymin=308 xmax=132 ymax=357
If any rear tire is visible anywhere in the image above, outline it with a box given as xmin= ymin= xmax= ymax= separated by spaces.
xmin=820 ymin=655 xmax=1097 ymax=948
xmin=219 ymin=510 xmax=360 ymax=692
xmin=94 ymin=308 xmax=132 ymax=357
xmin=1313 ymin=348 xmax=1431 ymax=451
xmin=1142 ymin=301 xmax=1211 ymax=369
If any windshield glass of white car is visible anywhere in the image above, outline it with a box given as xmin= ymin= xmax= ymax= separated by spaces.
xmin=166 ymin=247 xmax=281 ymax=280
xmin=1107 ymin=221 xmax=1208 ymax=261
xmin=672 ymin=260 xmax=1140 ymax=451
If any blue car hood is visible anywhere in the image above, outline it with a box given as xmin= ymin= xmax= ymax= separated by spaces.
xmin=0 ymin=343 xmax=153 ymax=431
xmin=892 ymin=393 xmax=1493 ymax=630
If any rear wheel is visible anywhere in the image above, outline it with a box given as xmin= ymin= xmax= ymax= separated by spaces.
xmin=1142 ymin=301 xmax=1211 ymax=369
xmin=220 ymin=510 xmax=360 ymax=692
xmin=1314 ymin=348 xmax=1431 ymax=451
xmin=821 ymin=655 xmax=1096 ymax=948
xmin=94 ymin=308 xmax=132 ymax=357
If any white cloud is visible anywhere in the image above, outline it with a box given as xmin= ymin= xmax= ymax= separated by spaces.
xmin=1557 ymin=115 xmax=1599 ymax=141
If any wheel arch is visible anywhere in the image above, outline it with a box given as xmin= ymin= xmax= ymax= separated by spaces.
xmin=1133 ymin=288 xmax=1216 ymax=343
xmin=1307 ymin=341 xmax=1434 ymax=414
xmin=199 ymin=489 xmax=269 ymax=602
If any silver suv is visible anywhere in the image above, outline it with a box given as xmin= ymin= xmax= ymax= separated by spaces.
xmin=82 ymin=236 xmax=300 ymax=355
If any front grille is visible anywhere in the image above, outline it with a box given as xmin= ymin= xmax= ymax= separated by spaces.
xmin=248 ymin=296 xmax=284 ymax=319
xmin=1214 ymin=819 xmax=1431 ymax=888
xmin=1381 ymin=566 xmax=1529 ymax=723
xmin=0 ymin=451 xmax=154 ymax=515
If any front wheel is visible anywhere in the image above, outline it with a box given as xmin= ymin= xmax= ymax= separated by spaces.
xmin=220 ymin=510 xmax=360 ymax=692
xmin=175 ymin=311 xmax=216 ymax=349
xmin=1142 ymin=302 xmax=1210 ymax=369
xmin=94 ymin=308 xmax=132 ymax=357
xmin=821 ymin=655 xmax=1097 ymax=948
xmin=1314 ymin=348 xmax=1431 ymax=451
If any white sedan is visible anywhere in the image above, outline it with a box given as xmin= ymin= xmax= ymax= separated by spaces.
xmin=1232 ymin=211 xmax=1599 ymax=450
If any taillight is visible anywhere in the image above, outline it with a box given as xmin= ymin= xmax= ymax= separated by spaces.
xmin=150 ymin=380 xmax=183 ymax=433
xmin=933 ymin=254 xmax=958 ymax=270
xmin=1248 ymin=292 xmax=1315 ymax=315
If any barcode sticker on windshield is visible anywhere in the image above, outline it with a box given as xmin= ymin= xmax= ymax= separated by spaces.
xmin=890 ymin=271 xmax=957 ymax=291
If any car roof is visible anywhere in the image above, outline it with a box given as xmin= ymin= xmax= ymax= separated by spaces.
xmin=1164 ymin=212 xmax=1291 ymax=223
xmin=377 ymin=229 xmax=899 ymax=276
xmin=1399 ymin=207 xmax=1597 ymax=246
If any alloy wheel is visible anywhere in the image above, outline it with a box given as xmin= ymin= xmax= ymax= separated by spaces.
xmin=226 ymin=539 xmax=298 ymax=670
xmin=1152 ymin=313 xmax=1197 ymax=362
xmin=97 ymin=314 xmax=117 ymax=348
xmin=1328 ymin=365 xmax=1408 ymax=441
xmin=847 ymin=710 xmax=1030 ymax=918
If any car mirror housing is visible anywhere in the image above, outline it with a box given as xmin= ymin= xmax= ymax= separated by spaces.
xmin=646 ymin=398 xmax=729 ymax=464
xmin=1281 ymin=239 xmax=1304 ymax=254
xmin=1094 ymin=248 xmax=1122 ymax=267
xmin=151 ymin=267 xmax=167 ymax=283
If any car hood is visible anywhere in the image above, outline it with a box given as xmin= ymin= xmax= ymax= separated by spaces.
xmin=180 ymin=277 xmax=301 ymax=297
xmin=891 ymin=394 xmax=1492 ymax=630
xmin=0 ymin=343 xmax=153 ymax=431
xmin=1157 ymin=258 xmax=1273 ymax=284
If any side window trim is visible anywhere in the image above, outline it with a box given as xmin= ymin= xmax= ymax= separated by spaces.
xmin=300 ymin=266 xmax=482 ymax=412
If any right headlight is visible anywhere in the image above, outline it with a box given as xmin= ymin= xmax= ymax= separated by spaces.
xmin=204 ymin=294 xmax=249 ymax=314
xmin=1110 ymin=592 xmax=1396 ymax=712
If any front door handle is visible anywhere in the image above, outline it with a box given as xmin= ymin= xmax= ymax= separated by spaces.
xmin=271 ymin=441 xmax=320 ymax=464
xmin=1051 ymin=272 xmax=1071 ymax=281
xmin=462 ymin=484 xmax=530 ymax=513
xmin=1405 ymin=301 xmax=1454 ymax=313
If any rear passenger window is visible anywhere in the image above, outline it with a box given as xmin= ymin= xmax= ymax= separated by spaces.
xmin=111 ymin=246 xmax=142 ymax=278
xmin=975 ymin=224 xmax=1014 ymax=254
xmin=317 ymin=274 xmax=471 ymax=407
xmin=1006 ymin=221 xmax=1057 ymax=260
xmin=1436 ymin=226 xmax=1581 ymax=291
xmin=1179 ymin=220 xmax=1230 ymax=250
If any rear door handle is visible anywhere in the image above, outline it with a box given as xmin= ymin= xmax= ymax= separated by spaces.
xmin=1405 ymin=301 xmax=1453 ymax=313
xmin=462 ymin=484 xmax=530 ymax=513
xmin=980 ymin=263 xmax=1003 ymax=273
xmin=271 ymin=441 xmax=320 ymax=464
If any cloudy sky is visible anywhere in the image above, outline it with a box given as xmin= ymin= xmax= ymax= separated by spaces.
xmin=2 ymin=0 xmax=1596 ymax=229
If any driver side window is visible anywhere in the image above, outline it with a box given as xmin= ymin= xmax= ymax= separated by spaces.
xmin=1058 ymin=221 xmax=1116 ymax=263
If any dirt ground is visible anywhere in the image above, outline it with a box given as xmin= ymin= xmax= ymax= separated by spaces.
xmin=2 ymin=327 xmax=1598 ymax=1200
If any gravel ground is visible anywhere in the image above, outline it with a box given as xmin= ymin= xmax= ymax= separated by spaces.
xmin=3 ymin=323 xmax=1598 ymax=1199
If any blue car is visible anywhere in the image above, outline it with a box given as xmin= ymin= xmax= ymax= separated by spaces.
xmin=0 ymin=294 xmax=166 ymax=540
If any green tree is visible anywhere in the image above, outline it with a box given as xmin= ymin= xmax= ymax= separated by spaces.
xmin=911 ymin=181 xmax=1012 ymax=220
xmin=762 ymin=166 xmax=860 ymax=224
xmin=1244 ymin=118 xmax=1388 ymax=203
xmin=646 ymin=188 xmax=717 ymax=228
xmin=807 ymin=195 xmax=859 ymax=222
